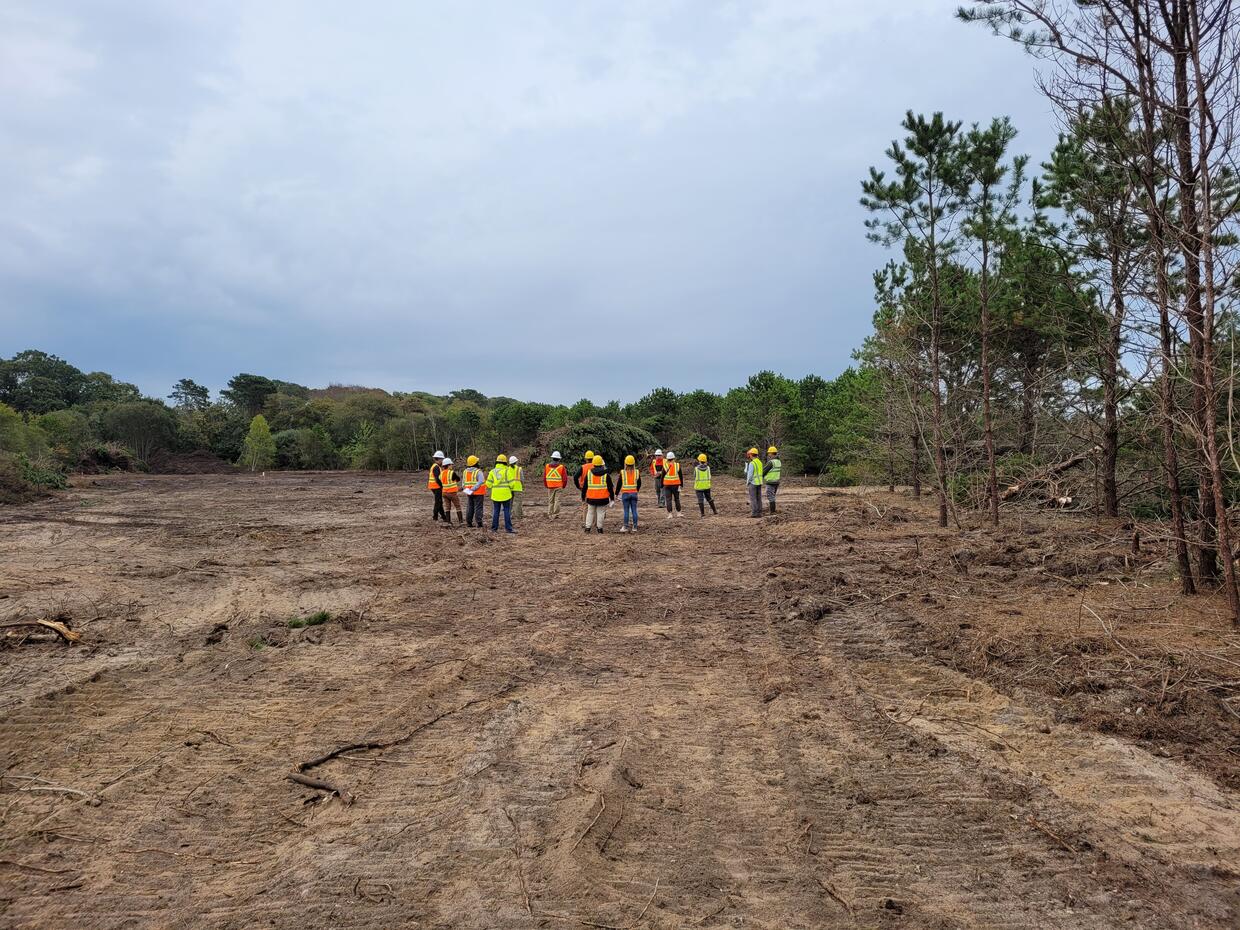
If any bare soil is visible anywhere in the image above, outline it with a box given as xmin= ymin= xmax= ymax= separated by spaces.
xmin=1 ymin=473 xmax=1238 ymax=929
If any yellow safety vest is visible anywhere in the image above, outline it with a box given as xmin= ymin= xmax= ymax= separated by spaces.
xmin=488 ymin=466 xmax=513 ymax=502
xmin=511 ymin=464 xmax=524 ymax=492
xmin=694 ymin=466 xmax=711 ymax=490
xmin=750 ymin=459 xmax=764 ymax=486
xmin=765 ymin=458 xmax=781 ymax=483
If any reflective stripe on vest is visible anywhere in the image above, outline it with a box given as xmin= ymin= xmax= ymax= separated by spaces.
xmin=463 ymin=466 xmax=487 ymax=494
xmin=586 ymin=470 xmax=610 ymax=500
xmin=488 ymin=467 xmax=513 ymax=501
xmin=663 ymin=461 xmax=681 ymax=486
xmin=751 ymin=459 xmax=764 ymax=485
xmin=650 ymin=458 xmax=663 ymax=476
xmin=441 ymin=468 xmax=459 ymax=492
xmin=511 ymin=465 xmax=523 ymax=492
xmin=620 ymin=467 xmax=639 ymax=493
xmin=544 ymin=463 xmax=566 ymax=488
xmin=765 ymin=458 xmax=781 ymax=482
xmin=694 ymin=466 xmax=711 ymax=490
xmin=428 ymin=463 xmax=442 ymax=490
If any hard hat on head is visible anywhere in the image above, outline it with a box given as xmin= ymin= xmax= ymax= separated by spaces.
xmin=551 ymin=451 xmax=561 ymax=459
xmin=442 ymin=457 xmax=453 ymax=466
xmin=666 ymin=451 xmax=676 ymax=460
xmin=697 ymin=453 xmax=707 ymax=462
xmin=747 ymin=447 xmax=759 ymax=456
xmin=496 ymin=454 xmax=507 ymax=463
xmin=624 ymin=454 xmax=635 ymax=465
xmin=593 ymin=455 xmax=604 ymax=466
xmin=584 ymin=450 xmax=594 ymax=460
xmin=467 ymin=455 xmax=478 ymax=466
xmin=654 ymin=448 xmax=663 ymax=456
xmin=508 ymin=455 xmax=518 ymax=464
xmin=433 ymin=450 xmax=445 ymax=459
xmin=768 ymin=446 xmax=778 ymax=455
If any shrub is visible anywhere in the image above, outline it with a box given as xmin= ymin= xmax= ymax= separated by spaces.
xmin=676 ymin=433 xmax=727 ymax=466
xmin=288 ymin=610 xmax=331 ymax=629
xmin=539 ymin=418 xmax=659 ymax=472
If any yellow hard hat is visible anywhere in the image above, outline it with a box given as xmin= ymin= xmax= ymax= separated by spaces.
xmin=768 ymin=446 xmax=778 ymax=455
xmin=496 ymin=454 xmax=507 ymax=463
xmin=624 ymin=454 xmax=635 ymax=465
xmin=584 ymin=450 xmax=594 ymax=460
xmin=747 ymin=447 xmax=759 ymax=456
xmin=467 ymin=455 xmax=478 ymax=466
xmin=593 ymin=455 xmax=604 ymax=466
xmin=697 ymin=453 xmax=707 ymax=463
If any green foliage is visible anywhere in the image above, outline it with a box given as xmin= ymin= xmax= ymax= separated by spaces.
xmin=288 ymin=610 xmax=331 ymax=629
xmin=240 ymin=414 xmax=277 ymax=471
xmin=0 ymin=402 xmax=50 ymax=459
xmin=222 ymin=374 xmax=279 ymax=416
xmin=34 ymin=409 xmax=91 ymax=466
xmin=169 ymin=378 xmax=211 ymax=410
xmin=16 ymin=453 xmax=68 ymax=490
xmin=0 ymin=350 xmax=86 ymax=414
xmin=677 ymin=433 xmax=727 ymax=466
xmin=275 ymin=426 xmax=339 ymax=470
xmin=547 ymin=418 xmax=659 ymax=473
xmin=100 ymin=401 xmax=177 ymax=465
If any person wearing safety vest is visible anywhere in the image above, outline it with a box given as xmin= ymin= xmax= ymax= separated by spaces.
xmin=661 ymin=451 xmax=684 ymax=519
xmin=581 ymin=454 xmax=615 ymax=534
xmin=693 ymin=453 xmax=717 ymax=517
xmin=544 ymin=451 xmax=567 ymax=519
xmin=428 ymin=450 xmax=447 ymax=523
xmin=488 ymin=454 xmax=516 ymax=534
xmin=618 ymin=455 xmax=642 ymax=533
xmin=440 ymin=457 xmax=463 ymax=524
xmin=462 ymin=455 xmax=487 ymax=528
xmin=745 ymin=447 xmax=764 ymax=518
xmin=764 ymin=446 xmax=782 ymax=514
xmin=650 ymin=448 xmax=666 ymax=507
xmin=508 ymin=455 xmax=525 ymax=520
xmin=575 ymin=450 xmax=595 ymax=521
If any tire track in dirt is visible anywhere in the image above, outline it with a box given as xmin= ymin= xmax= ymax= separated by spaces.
xmin=1 ymin=475 xmax=1236 ymax=928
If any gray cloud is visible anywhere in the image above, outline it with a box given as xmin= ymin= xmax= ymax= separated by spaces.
xmin=0 ymin=0 xmax=1057 ymax=403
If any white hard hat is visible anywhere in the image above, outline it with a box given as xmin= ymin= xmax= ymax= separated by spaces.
xmin=508 ymin=455 xmax=518 ymax=464
xmin=666 ymin=451 xmax=676 ymax=460
xmin=442 ymin=457 xmax=453 ymax=466
xmin=655 ymin=448 xmax=663 ymax=456
xmin=433 ymin=450 xmax=445 ymax=459
xmin=551 ymin=451 xmax=561 ymax=459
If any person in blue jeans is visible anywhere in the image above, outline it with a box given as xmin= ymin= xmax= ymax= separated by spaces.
xmin=617 ymin=454 xmax=642 ymax=533
xmin=487 ymin=454 xmax=515 ymax=534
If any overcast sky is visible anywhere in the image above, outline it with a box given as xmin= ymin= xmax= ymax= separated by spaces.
xmin=1 ymin=1 xmax=1057 ymax=404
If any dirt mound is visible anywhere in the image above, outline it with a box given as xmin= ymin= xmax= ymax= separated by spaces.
xmin=146 ymin=450 xmax=238 ymax=474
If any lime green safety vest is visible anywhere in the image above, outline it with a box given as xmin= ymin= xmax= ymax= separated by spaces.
xmin=694 ymin=466 xmax=711 ymax=490
xmin=751 ymin=458 xmax=764 ymax=485
xmin=488 ymin=466 xmax=513 ymax=501
xmin=511 ymin=464 xmax=524 ymax=492
xmin=765 ymin=457 xmax=781 ymax=483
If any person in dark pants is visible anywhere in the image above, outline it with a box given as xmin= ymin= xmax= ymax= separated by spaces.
xmin=488 ymin=454 xmax=515 ymax=534
xmin=650 ymin=448 xmax=665 ymax=507
xmin=661 ymin=451 xmax=684 ymax=518
xmin=428 ymin=450 xmax=446 ymax=522
xmin=462 ymin=455 xmax=487 ymax=527
xmin=693 ymin=453 xmax=717 ymax=516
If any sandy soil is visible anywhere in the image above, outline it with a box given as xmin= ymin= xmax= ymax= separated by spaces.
xmin=1 ymin=473 xmax=1238 ymax=929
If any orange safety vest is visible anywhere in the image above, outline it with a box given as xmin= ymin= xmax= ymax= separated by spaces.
xmin=663 ymin=461 xmax=682 ymax=486
xmin=463 ymin=466 xmax=486 ymax=495
xmin=585 ymin=470 xmax=610 ymax=501
xmin=427 ymin=463 xmax=442 ymax=490
xmin=650 ymin=457 xmax=663 ymax=476
xmin=544 ymin=463 xmax=566 ymax=489
xmin=440 ymin=467 xmax=459 ymax=493
xmin=578 ymin=464 xmax=591 ymax=487
xmin=620 ymin=467 xmax=639 ymax=493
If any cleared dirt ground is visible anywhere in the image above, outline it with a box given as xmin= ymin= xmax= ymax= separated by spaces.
xmin=1 ymin=473 xmax=1238 ymax=929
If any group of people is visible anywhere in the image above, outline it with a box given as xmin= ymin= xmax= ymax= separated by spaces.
xmin=425 ymin=446 xmax=782 ymax=535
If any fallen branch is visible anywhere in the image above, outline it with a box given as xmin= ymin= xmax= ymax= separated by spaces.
xmin=0 ymin=619 xmax=81 ymax=643
xmin=1026 ymin=815 xmax=1077 ymax=854
xmin=295 ymin=684 xmax=516 ymax=773
xmin=502 ymin=807 xmax=532 ymax=916
xmin=1000 ymin=446 xmax=1100 ymax=502
xmin=816 ymin=877 xmax=854 ymax=915
xmin=286 ymin=772 xmax=354 ymax=805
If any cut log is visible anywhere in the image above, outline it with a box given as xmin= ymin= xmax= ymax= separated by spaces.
xmin=0 ymin=619 xmax=81 ymax=643
xmin=1000 ymin=446 xmax=1101 ymax=502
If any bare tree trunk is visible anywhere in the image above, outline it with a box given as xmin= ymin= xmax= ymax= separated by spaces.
xmin=1102 ymin=261 xmax=1124 ymax=518
xmin=982 ymin=231 xmax=1001 ymax=525
xmin=928 ymin=204 xmax=950 ymax=528
xmin=1167 ymin=3 xmax=1219 ymax=583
